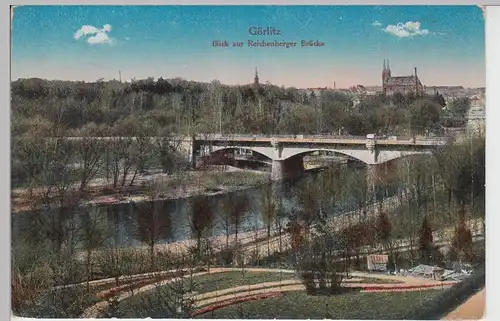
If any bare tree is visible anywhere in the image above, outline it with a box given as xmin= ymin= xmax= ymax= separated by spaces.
xmin=225 ymin=192 xmax=250 ymax=247
xmin=259 ymin=182 xmax=278 ymax=256
xmin=295 ymin=176 xmax=322 ymax=237
xmin=133 ymin=193 xmax=172 ymax=272
xmin=189 ymin=195 xmax=215 ymax=263
xmin=78 ymin=207 xmax=109 ymax=292
xmin=71 ymin=123 xmax=106 ymax=191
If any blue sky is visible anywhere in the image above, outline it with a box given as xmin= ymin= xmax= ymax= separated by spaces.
xmin=11 ymin=5 xmax=485 ymax=88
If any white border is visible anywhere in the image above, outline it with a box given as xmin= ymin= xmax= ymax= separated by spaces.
xmin=6 ymin=3 xmax=497 ymax=321
xmin=485 ymin=5 xmax=498 ymax=321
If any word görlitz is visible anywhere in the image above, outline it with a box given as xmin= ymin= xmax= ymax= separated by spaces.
xmin=248 ymin=26 xmax=281 ymax=35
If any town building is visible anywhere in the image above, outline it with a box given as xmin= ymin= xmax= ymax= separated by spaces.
xmin=382 ymin=60 xmax=424 ymax=96
xmin=467 ymin=94 xmax=485 ymax=136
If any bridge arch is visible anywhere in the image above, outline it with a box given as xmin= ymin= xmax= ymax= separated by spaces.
xmin=207 ymin=146 xmax=276 ymax=161
xmin=281 ymin=148 xmax=431 ymax=165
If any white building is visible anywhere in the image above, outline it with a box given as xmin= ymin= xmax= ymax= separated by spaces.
xmin=467 ymin=95 xmax=485 ymax=136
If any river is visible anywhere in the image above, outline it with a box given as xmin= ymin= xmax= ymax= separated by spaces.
xmin=11 ymin=165 xmax=399 ymax=251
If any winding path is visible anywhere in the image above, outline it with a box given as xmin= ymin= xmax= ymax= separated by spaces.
xmin=80 ymin=267 xmax=456 ymax=318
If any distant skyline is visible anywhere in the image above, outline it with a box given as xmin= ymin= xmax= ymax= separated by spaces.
xmin=11 ymin=5 xmax=485 ymax=88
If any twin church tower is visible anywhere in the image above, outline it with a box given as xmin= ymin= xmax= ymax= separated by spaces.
xmin=251 ymin=61 xmax=423 ymax=96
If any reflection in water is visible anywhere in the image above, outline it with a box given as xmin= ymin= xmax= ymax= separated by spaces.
xmin=11 ymin=166 xmax=400 ymax=251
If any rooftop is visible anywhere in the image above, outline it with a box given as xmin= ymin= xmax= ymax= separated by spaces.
xmin=385 ymin=75 xmax=419 ymax=86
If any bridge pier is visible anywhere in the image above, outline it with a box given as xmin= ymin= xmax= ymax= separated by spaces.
xmin=191 ymin=140 xmax=200 ymax=169
xmin=271 ymin=155 xmax=305 ymax=180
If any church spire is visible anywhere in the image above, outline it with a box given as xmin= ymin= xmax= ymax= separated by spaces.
xmin=383 ymin=59 xmax=386 ymax=71
xmin=254 ymin=67 xmax=259 ymax=86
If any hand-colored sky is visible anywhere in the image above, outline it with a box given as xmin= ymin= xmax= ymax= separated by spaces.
xmin=11 ymin=5 xmax=485 ymax=88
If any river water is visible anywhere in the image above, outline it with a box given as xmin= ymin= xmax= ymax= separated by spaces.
xmin=11 ymin=166 xmax=399 ymax=250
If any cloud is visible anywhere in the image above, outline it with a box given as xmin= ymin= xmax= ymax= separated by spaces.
xmin=383 ymin=21 xmax=430 ymax=38
xmin=372 ymin=21 xmax=382 ymax=27
xmin=73 ymin=24 xmax=115 ymax=45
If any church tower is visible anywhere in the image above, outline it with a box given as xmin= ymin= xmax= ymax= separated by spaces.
xmin=254 ymin=67 xmax=260 ymax=86
xmin=382 ymin=59 xmax=391 ymax=94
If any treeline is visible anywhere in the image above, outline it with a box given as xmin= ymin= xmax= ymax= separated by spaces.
xmin=11 ymin=77 xmax=471 ymax=138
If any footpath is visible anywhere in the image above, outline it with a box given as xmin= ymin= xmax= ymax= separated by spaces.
xmin=80 ymin=267 xmax=456 ymax=318
xmin=442 ymin=288 xmax=485 ymax=320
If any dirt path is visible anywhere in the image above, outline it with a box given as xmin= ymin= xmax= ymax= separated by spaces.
xmin=442 ymin=288 xmax=485 ymax=320
xmin=192 ymin=271 xmax=455 ymax=308
xmin=81 ymin=266 xmax=458 ymax=318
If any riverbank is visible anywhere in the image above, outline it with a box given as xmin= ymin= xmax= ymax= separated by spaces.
xmin=11 ymin=166 xmax=270 ymax=214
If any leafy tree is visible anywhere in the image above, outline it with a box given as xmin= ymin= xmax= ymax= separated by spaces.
xmin=418 ymin=215 xmax=434 ymax=264
xmin=375 ymin=211 xmax=392 ymax=250
xmin=409 ymin=99 xmax=441 ymax=134
xmin=450 ymin=210 xmax=474 ymax=263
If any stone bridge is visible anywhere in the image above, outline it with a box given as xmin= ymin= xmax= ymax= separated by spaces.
xmin=53 ymin=134 xmax=450 ymax=181
xmin=193 ymin=134 xmax=449 ymax=180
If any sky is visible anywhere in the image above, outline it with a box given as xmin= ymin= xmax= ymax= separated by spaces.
xmin=11 ymin=5 xmax=485 ymax=88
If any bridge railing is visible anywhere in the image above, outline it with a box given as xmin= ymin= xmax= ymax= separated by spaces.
xmin=42 ymin=134 xmax=451 ymax=145
xmin=195 ymin=133 xmax=450 ymax=143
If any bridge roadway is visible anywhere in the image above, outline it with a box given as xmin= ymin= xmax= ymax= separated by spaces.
xmin=51 ymin=134 xmax=450 ymax=180
xmin=196 ymin=134 xmax=449 ymax=147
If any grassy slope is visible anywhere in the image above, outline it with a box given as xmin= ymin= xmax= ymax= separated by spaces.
xmin=196 ymin=290 xmax=443 ymax=319
xmin=118 ymin=271 xmax=294 ymax=318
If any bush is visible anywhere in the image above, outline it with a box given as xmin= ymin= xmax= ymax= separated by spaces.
xmin=215 ymin=248 xmax=234 ymax=266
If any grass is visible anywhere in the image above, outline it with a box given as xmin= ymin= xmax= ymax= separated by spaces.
xmin=196 ymin=289 xmax=444 ymax=319
xmin=350 ymin=276 xmax=403 ymax=284
xmin=186 ymin=271 xmax=296 ymax=294
xmin=116 ymin=270 xmax=296 ymax=318
xmin=186 ymin=270 xmax=296 ymax=294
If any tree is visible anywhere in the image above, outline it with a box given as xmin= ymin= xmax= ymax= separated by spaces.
xmin=375 ymin=211 xmax=392 ymax=251
xmin=450 ymin=210 xmax=473 ymax=264
xmin=133 ymin=194 xmax=172 ymax=272
xmin=409 ymin=99 xmax=442 ymax=134
xmin=223 ymin=192 xmax=249 ymax=248
xmin=189 ymin=196 xmax=215 ymax=262
xmin=259 ymin=182 xmax=278 ymax=256
xmin=295 ymin=229 xmax=345 ymax=295
xmin=71 ymin=123 xmax=107 ymax=191
xmin=447 ymin=97 xmax=470 ymax=119
xmin=79 ymin=207 xmax=108 ymax=292
xmin=431 ymin=92 xmax=446 ymax=107
xmin=296 ymin=176 xmax=322 ymax=236
xmin=285 ymin=215 xmax=304 ymax=263
xmin=418 ymin=215 xmax=434 ymax=264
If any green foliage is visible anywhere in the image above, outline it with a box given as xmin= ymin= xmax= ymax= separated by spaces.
xmin=195 ymin=290 xmax=444 ymax=319
xmin=418 ymin=216 xmax=434 ymax=264
xmin=12 ymin=78 xmax=455 ymax=140
xmin=375 ymin=212 xmax=392 ymax=246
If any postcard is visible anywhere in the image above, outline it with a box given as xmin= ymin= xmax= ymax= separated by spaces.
xmin=10 ymin=5 xmax=485 ymax=319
